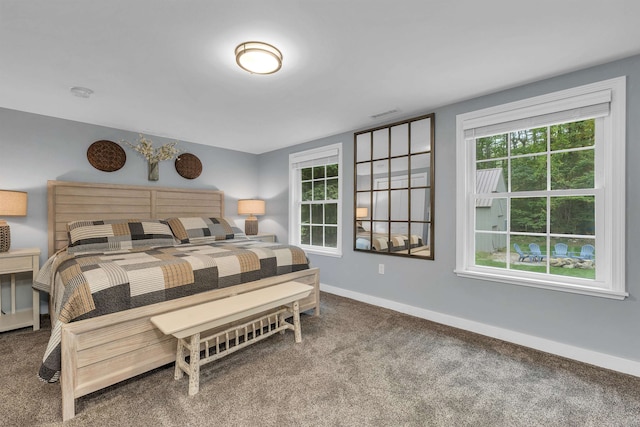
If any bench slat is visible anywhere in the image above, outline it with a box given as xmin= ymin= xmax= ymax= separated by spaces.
xmin=150 ymin=281 xmax=313 ymax=339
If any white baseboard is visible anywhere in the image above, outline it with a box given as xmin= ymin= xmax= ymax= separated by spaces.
xmin=320 ymin=283 xmax=640 ymax=378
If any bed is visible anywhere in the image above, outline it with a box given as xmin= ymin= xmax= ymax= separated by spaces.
xmin=355 ymin=229 xmax=425 ymax=253
xmin=35 ymin=180 xmax=320 ymax=421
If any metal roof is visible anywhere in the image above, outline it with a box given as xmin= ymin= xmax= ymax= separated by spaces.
xmin=476 ymin=168 xmax=505 ymax=207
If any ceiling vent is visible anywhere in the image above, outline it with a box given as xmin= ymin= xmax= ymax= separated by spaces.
xmin=370 ymin=109 xmax=399 ymax=119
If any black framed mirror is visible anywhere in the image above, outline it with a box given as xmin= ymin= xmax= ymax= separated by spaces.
xmin=354 ymin=113 xmax=435 ymax=259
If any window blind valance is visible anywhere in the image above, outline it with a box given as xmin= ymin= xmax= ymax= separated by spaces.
xmin=290 ymin=147 xmax=339 ymax=169
xmin=463 ymin=89 xmax=611 ymax=139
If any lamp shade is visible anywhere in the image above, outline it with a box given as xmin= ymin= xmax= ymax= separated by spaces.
xmin=238 ymin=199 xmax=266 ymax=216
xmin=0 ymin=190 xmax=27 ymax=216
xmin=356 ymin=207 xmax=368 ymax=218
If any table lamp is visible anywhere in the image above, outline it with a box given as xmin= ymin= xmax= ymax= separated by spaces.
xmin=238 ymin=199 xmax=265 ymax=235
xmin=356 ymin=207 xmax=368 ymax=231
xmin=0 ymin=190 xmax=28 ymax=252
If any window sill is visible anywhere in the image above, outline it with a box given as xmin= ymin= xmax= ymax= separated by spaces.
xmin=454 ymin=269 xmax=627 ymax=300
xmin=301 ymin=247 xmax=343 ymax=258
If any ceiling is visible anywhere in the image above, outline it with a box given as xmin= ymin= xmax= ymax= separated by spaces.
xmin=2 ymin=1 xmax=640 ymax=154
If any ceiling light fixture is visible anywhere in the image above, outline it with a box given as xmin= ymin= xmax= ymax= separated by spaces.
xmin=235 ymin=41 xmax=283 ymax=75
xmin=70 ymin=86 xmax=94 ymax=98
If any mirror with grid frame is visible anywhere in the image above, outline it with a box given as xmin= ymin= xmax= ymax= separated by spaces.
xmin=354 ymin=113 xmax=435 ymax=259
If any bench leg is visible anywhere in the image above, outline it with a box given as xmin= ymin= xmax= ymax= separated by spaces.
xmin=188 ymin=333 xmax=200 ymax=396
xmin=293 ymin=300 xmax=302 ymax=343
xmin=175 ymin=338 xmax=184 ymax=380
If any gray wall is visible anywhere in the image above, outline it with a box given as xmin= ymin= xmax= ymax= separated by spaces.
xmin=258 ymin=54 xmax=640 ymax=363
xmin=2 ymin=54 xmax=638 ymax=363
xmin=0 ymin=108 xmax=259 ymax=311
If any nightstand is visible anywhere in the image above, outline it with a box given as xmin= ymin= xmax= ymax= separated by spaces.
xmin=248 ymin=233 xmax=276 ymax=243
xmin=0 ymin=248 xmax=40 ymax=332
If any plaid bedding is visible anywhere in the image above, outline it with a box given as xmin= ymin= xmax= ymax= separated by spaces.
xmin=34 ymin=239 xmax=309 ymax=383
xmin=356 ymin=231 xmax=423 ymax=252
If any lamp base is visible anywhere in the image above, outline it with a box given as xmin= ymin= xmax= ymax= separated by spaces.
xmin=244 ymin=216 xmax=258 ymax=235
xmin=0 ymin=224 xmax=10 ymax=252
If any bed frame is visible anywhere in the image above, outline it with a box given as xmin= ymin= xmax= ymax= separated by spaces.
xmin=46 ymin=180 xmax=320 ymax=421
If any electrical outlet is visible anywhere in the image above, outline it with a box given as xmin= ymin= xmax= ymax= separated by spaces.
xmin=378 ymin=263 xmax=385 ymax=274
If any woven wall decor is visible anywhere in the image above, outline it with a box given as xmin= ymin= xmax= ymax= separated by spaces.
xmin=175 ymin=153 xmax=202 ymax=179
xmin=87 ymin=140 xmax=126 ymax=172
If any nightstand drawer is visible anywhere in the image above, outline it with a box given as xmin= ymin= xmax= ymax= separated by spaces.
xmin=0 ymin=256 xmax=33 ymax=274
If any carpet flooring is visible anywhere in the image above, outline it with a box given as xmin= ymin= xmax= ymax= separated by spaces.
xmin=1 ymin=292 xmax=639 ymax=426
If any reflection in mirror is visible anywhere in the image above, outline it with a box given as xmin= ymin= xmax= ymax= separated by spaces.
xmin=354 ymin=113 xmax=435 ymax=259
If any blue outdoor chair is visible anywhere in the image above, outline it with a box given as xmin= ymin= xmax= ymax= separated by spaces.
xmin=576 ymin=244 xmax=595 ymax=260
xmin=553 ymin=243 xmax=568 ymax=257
xmin=513 ymin=243 xmax=531 ymax=262
xmin=529 ymin=243 xmax=546 ymax=262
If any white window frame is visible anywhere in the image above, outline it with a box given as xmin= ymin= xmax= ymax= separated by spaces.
xmin=289 ymin=143 xmax=343 ymax=257
xmin=455 ymin=77 xmax=626 ymax=299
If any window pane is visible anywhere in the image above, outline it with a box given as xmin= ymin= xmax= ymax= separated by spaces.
xmin=325 ymin=203 xmax=338 ymax=224
xmin=313 ymin=180 xmax=325 ymax=200
xmin=476 ymin=134 xmax=507 ymax=161
xmin=311 ymin=226 xmax=324 ymax=246
xmin=510 ymin=127 xmax=547 ymax=156
xmin=301 ymin=182 xmax=312 ymax=201
xmin=326 ymin=178 xmax=339 ymax=200
xmin=476 ymin=165 xmax=508 ymax=195
xmin=550 ymin=196 xmax=595 ymax=235
xmin=509 ymin=235 xmax=547 ymax=273
xmin=301 ymin=167 xmax=312 ymax=181
xmin=511 ymin=155 xmax=547 ymax=192
xmin=326 ymin=163 xmax=338 ymax=177
xmin=550 ymin=150 xmax=594 ymax=190
xmin=325 ymin=226 xmax=338 ymax=248
xmin=301 ymin=204 xmax=310 ymax=224
xmin=549 ymin=237 xmax=596 ymax=279
xmin=312 ymin=204 xmax=323 ymax=224
xmin=300 ymin=225 xmax=310 ymax=245
xmin=313 ymin=166 xmax=325 ymax=179
xmin=475 ymin=232 xmax=506 ymax=268
xmin=550 ymin=119 xmax=595 ymax=151
xmin=475 ymin=197 xmax=507 ymax=231
xmin=511 ymin=197 xmax=547 ymax=233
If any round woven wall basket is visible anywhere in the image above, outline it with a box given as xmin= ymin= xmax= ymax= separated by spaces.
xmin=175 ymin=153 xmax=202 ymax=179
xmin=87 ymin=140 xmax=126 ymax=172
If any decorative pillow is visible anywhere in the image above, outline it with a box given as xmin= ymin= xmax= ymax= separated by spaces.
xmin=165 ymin=217 xmax=236 ymax=243
xmin=67 ymin=219 xmax=177 ymax=253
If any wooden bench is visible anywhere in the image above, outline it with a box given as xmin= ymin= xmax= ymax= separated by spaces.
xmin=150 ymin=281 xmax=313 ymax=396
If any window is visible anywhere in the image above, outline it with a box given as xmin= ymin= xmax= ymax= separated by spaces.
xmin=455 ymin=77 xmax=626 ymax=299
xmin=289 ymin=143 xmax=342 ymax=257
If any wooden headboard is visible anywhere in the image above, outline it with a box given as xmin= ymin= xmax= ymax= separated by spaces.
xmin=47 ymin=180 xmax=225 ymax=256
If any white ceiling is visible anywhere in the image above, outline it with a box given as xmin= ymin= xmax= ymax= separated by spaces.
xmin=2 ymin=1 xmax=640 ymax=154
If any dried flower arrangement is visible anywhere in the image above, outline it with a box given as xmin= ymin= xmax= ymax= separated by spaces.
xmin=121 ymin=134 xmax=181 ymax=180
xmin=121 ymin=134 xmax=180 ymax=163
